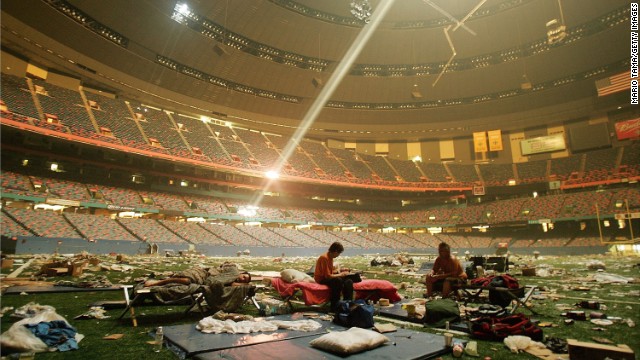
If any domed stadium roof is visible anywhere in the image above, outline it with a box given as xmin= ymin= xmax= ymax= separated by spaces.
xmin=0 ymin=0 xmax=631 ymax=141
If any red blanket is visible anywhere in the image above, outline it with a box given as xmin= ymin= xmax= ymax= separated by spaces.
xmin=270 ymin=278 xmax=402 ymax=306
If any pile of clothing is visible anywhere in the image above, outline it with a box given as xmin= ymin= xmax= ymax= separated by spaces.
xmin=0 ymin=302 xmax=83 ymax=355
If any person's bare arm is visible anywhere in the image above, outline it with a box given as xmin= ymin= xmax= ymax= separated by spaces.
xmin=329 ymin=270 xmax=350 ymax=278
xmin=144 ymin=277 xmax=190 ymax=287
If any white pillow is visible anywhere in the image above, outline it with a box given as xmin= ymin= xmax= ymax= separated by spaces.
xmin=309 ymin=327 xmax=389 ymax=355
xmin=280 ymin=269 xmax=315 ymax=283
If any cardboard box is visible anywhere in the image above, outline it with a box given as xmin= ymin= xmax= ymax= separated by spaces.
xmin=1 ymin=259 xmax=14 ymax=269
xmin=522 ymin=268 xmax=536 ymax=276
xmin=568 ymin=339 xmax=635 ymax=360
xmin=45 ymin=267 xmax=69 ymax=277
xmin=68 ymin=261 xmax=87 ymax=276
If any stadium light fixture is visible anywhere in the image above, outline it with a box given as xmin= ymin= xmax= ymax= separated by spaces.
xmin=546 ymin=0 xmax=567 ymax=44
xmin=265 ymin=170 xmax=280 ymax=179
xmin=171 ymin=3 xmax=193 ymax=25
xmin=34 ymin=203 xmax=65 ymax=211
xmin=350 ymin=0 xmax=372 ymax=23
xmin=238 ymin=205 xmax=258 ymax=217
xmin=427 ymin=227 xmax=442 ymax=234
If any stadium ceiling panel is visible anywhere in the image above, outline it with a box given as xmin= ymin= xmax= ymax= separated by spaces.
xmin=0 ymin=0 xmax=630 ymax=141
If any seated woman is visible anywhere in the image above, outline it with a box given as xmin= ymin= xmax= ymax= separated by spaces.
xmin=141 ymin=265 xmax=254 ymax=312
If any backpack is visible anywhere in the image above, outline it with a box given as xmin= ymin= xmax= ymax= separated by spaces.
xmin=424 ymin=298 xmax=461 ymax=328
xmin=470 ymin=313 xmax=543 ymax=341
xmin=333 ymin=299 xmax=374 ymax=328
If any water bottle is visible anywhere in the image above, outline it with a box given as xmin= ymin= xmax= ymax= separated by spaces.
xmin=154 ymin=326 xmax=164 ymax=352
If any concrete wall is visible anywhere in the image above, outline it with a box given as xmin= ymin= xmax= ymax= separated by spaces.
xmin=9 ymin=237 xmax=609 ymax=258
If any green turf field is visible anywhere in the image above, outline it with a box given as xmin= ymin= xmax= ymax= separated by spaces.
xmin=1 ymin=253 xmax=638 ymax=359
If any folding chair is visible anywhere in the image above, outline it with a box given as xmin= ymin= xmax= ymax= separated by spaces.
xmin=508 ymin=285 xmax=537 ymax=314
xmin=118 ymin=284 xmax=206 ymax=327
xmin=120 ymin=284 xmax=261 ymax=326
xmin=244 ymin=286 xmax=261 ymax=310
xmin=458 ymin=284 xmax=537 ymax=315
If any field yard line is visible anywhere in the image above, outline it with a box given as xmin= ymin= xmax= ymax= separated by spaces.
xmin=373 ymin=316 xmax=424 ymax=329
xmin=551 ymin=295 xmax=640 ymax=305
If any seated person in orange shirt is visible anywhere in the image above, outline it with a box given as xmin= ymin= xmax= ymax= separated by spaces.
xmin=424 ymin=242 xmax=467 ymax=298
xmin=314 ymin=241 xmax=353 ymax=312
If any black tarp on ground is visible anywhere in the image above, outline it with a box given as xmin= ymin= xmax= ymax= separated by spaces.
xmin=193 ymin=328 xmax=458 ymax=360
xmin=377 ymin=299 xmax=423 ymax=324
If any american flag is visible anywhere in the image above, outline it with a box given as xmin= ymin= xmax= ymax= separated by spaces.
xmin=596 ymin=71 xmax=632 ymax=97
